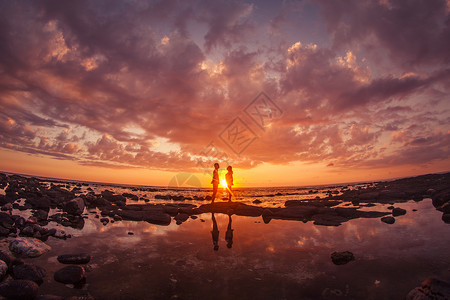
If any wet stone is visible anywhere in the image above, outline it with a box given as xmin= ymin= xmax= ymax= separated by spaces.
xmin=0 ymin=280 xmax=39 ymax=299
xmin=12 ymin=263 xmax=46 ymax=284
xmin=54 ymin=265 xmax=86 ymax=284
xmin=381 ymin=216 xmax=395 ymax=224
xmin=331 ymin=251 xmax=355 ymax=265
xmin=392 ymin=207 xmax=407 ymax=217
xmin=57 ymin=254 xmax=91 ymax=265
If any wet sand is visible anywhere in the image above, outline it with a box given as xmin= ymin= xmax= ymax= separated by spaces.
xmin=0 ymin=172 xmax=449 ymax=299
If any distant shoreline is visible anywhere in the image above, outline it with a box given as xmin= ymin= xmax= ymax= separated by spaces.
xmin=1 ymin=169 xmax=449 ymax=190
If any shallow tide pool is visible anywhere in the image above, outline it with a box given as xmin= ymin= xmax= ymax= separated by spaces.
xmin=12 ymin=198 xmax=448 ymax=299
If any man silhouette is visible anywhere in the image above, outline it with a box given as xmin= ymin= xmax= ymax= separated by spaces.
xmin=211 ymin=163 xmax=219 ymax=203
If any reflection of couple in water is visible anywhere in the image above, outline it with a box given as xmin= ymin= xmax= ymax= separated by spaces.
xmin=211 ymin=213 xmax=233 ymax=251
xmin=211 ymin=163 xmax=233 ymax=203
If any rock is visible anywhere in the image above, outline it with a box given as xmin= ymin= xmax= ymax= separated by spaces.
xmin=0 ymin=250 xmax=14 ymax=266
xmin=0 ymin=260 xmax=7 ymax=280
xmin=313 ymin=214 xmax=348 ymax=226
xmin=331 ymin=251 xmax=355 ymax=265
xmin=33 ymin=210 xmax=48 ymax=221
xmin=57 ymin=254 xmax=91 ymax=264
xmin=392 ymin=207 xmax=407 ymax=217
xmin=54 ymin=265 xmax=86 ymax=284
xmin=9 ymin=237 xmax=51 ymax=257
xmin=1 ymin=203 xmax=12 ymax=211
xmin=0 ymin=212 xmax=14 ymax=230
xmin=0 ymin=280 xmax=39 ymax=299
xmin=174 ymin=213 xmax=189 ymax=223
xmin=100 ymin=217 xmax=109 ymax=225
xmin=0 ymin=226 xmax=9 ymax=237
xmin=381 ymin=216 xmax=395 ymax=224
xmin=20 ymin=226 xmax=34 ymax=237
xmin=12 ymin=264 xmax=46 ymax=284
xmin=122 ymin=193 xmax=139 ymax=201
xmin=442 ymin=213 xmax=450 ymax=224
xmin=253 ymin=199 xmax=262 ymax=204
xmin=406 ymin=278 xmax=450 ymax=300
xmin=63 ymin=197 xmax=85 ymax=215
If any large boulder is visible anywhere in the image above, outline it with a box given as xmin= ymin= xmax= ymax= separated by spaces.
xmin=0 ymin=250 xmax=14 ymax=267
xmin=0 ymin=212 xmax=15 ymax=230
xmin=12 ymin=264 xmax=46 ymax=284
xmin=63 ymin=197 xmax=85 ymax=215
xmin=0 ymin=280 xmax=39 ymax=299
xmin=406 ymin=278 xmax=450 ymax=300
xmin=9 ymin=238 xmax=51 ymax=257
xmin=54 ymin=265 xmax=86 ymax=284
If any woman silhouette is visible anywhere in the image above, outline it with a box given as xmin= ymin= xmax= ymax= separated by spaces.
xmin=225 ymin=166 xmax=233 ymax=202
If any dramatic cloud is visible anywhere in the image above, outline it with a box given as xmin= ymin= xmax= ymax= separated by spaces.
xmin=0 ymin=0 xmax=449 ymax=179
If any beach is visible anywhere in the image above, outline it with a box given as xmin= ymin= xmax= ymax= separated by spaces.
xmin=0 ymin=172 xmax=449 ymax=299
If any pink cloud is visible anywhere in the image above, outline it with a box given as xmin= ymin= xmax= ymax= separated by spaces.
xmin=0 ymin=0 xmax=448 ymax=175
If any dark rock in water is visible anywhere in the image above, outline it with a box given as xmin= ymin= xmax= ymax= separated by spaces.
xmin=253 ymin=199 xmax=262 ymax=204
xmin=331 ymin=251 xmax=355 ymax=265
xmin=100 ymin=217 xmax=109 ymax=225
xmin=0 ymin=279 xmax=39 ymax=299
xmin=387 ymin=206 xmax=394 ymax=210
xmin=1 ymin=203 xmax=12 ymax=211
xmin=63 ymin=197 xmax=85 ymax=215
xmin=392 ymin=207 xmax=407 ymax=216
xmin=0 ymin=212 xmax=15 ymax=230
xmin=406 ymin=278 xmax=450 ymax=300
xmin=128 ymin=232 xmax=134 ymax=235
xmin=442 ymin=213 xmax=450 ymax=224
xmin=190 ymin=215 xmax=198 ymax=220
xmin=381 ymin=216 xmax=395 ymax=224
xmin=101 ymin=190 xmax=126 ymax=204
xmin=313 ymin=214 xmax=348 ymax=226
xmin=122 ymin=193 xmax=139 ymax=201
xmin=0 ymin=260 xmax=7 ymax=280
xmin=0 ymin=250 xmax=14 ymax=267
xmin=234 ymin=204 xmax=263 ymax=217
xmin=441 ymin=202 xmax=450 ymax=214
xmin=117 ymin=210 xmax=172 ymax=226
xmin=57 ymin=253 xmax=91 ymax=264
xmin=12 ymin=264 xmax=46 ymax=284
xmin=54 ymin=265 xmax=86 ymax=284
xmin=174 ymin=213 xmax=189 ymax=223
xmin=0 ymin=226 xmax=9 ymax=237
xmin=20 ymin=226 xmax=35 ymax=237
xmin=33 ymin=210 xmax=48 ymax=221
xmin=25 ymin=197 xmax=51 ymax=210
xmin=163 ymin=206 xmax=179 ymax=216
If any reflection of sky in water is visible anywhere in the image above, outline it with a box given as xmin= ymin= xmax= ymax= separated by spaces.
xmin=24 ymin=198 xmax=449 ymax=299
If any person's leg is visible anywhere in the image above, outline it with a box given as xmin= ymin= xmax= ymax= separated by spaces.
xmin=211 ymin=185 xmax=217 ymax=203
xmin=228 ymin=188 xmax=232 ymax=202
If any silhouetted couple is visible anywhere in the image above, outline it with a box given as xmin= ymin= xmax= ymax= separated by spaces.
xmin=210 ymin=163 xmax=233 ymax=203
xmin=211 ymin=213 xmax=233 ymax=251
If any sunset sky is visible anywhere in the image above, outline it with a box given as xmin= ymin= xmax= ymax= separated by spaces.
xmin=0 ymin=0 xmax=449 ymax=187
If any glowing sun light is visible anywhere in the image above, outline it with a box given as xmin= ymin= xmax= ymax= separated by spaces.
xmin=220 ymin=179 xmax=228 ymax=188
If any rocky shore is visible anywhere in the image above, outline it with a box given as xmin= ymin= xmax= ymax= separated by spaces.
xmin=0 ymin=171 xmax=449 ymax=298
